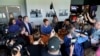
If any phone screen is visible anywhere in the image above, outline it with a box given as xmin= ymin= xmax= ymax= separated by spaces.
xmin=71 ymin=39 xmax=76 ymax=43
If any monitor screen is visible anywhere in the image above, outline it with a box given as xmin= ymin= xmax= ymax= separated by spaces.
xmin=70 ymin=5 xmax=82 ymax=13
xmin=71 ymin=6 xmax=78 ymax=11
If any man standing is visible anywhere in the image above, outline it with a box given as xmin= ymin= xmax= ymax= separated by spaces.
xmin=23 ymin=16 xmax=33 ymax=35
xmin=16 ymin=15 xmax=23 ymax=27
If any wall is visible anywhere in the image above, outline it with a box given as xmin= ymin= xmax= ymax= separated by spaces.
xmin=0 ymin=0 xmax=71 ymax=25
xmin=96 ymin=5 xmax=100 ymax=21
xmin=26 ymin=0 xmax=71 ymax=25
xmin=0 ymin=0 xmax=26 ymax=16
xmin=71 ymin=0 xmax=84 ymax=5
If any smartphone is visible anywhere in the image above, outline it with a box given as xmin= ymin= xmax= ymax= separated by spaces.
xmin=71 ymin=38 xmax=76 ymax=43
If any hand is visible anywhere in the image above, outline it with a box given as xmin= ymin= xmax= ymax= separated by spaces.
xmin=50 ymin=31 xmax=55 ymax=38
xmin=87 ymin=12 xmax=89 ymax=17
xmin=70 ymin=45 xmax=74 ymax=51
xmin=9 ymin=40 xmax=15 ymax=46
xmin=76 ymin=33 xmax=81 ymax=37
xmin=33 ymin=38 xmax=41 ymax=45
xmin=15 ymin=51 xmax=21 ymax=56
xmin=90 ymin=35 xmax=93 ymax=38
xmin=80 ymin=34 xmax=87 ymax=37
xmin=25 ymin=32 xmax=29 ymax=36
xmin=21 ymin=31 xmax=25 ymax=35
xmin=33 ymin=41 xmax=39 ymax=45
xmin=21 ymin=28 xmax=26 ymax=34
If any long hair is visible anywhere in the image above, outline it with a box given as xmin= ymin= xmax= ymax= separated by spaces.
xmin=9 ymin=18 xmax=15 ymax=26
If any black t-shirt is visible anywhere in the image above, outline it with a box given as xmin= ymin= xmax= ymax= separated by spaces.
xmin=41 ymin=47 xmax=62 ymax=56
xmin=27 ymin=44 xmax=43 ymax=56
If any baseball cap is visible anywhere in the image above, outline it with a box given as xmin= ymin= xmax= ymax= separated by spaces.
xmin=47 ymin=36 xmax=60 ymax=51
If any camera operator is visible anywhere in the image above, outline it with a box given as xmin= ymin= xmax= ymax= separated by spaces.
xmin=5 ymin=26 xmax=29 ymax=56
xmin=27 ymin=29 xmax=43 ymax=56
xmin=0 ymin=24 xmax=8 ymax=37
xmin=0 ymin=25 xmax=8 ymax=46
xmin=10 ymin=27 xmax=30 ymax=56
xmin=5 ymin=25 xmax=22 ymax=47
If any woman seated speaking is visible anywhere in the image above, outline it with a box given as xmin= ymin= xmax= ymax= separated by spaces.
xmin=8 ymin=18 xmax=20 ymax=33
xmin=41 ymin=18 xmax=52 ymax=35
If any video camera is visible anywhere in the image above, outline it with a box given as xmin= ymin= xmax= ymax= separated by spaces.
xmin=11 ymin=44 xmax=22 ymax=56
xmin=0 ymin=24 xmax=8 ymax=34
xmin=5 ymin=32 xmax=19 ymax=39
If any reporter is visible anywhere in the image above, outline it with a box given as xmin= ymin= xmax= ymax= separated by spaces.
xmin=27 ymin=29 xmax=43 ymax=56
xmin=64 ymin=25 xmax=88 ymax=56
xmin=52 ymin=15 xmax=58 ymax=28
xmin=91 ymin=21 xmax=100 ymax=45
xmin=62 ymin=19 xmax=70 ymax=29
xmin=64 ymin=25 xmax=76 ymax=56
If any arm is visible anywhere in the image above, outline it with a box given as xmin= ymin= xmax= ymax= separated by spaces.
xmin=8 ymin=26 xmax=12 ymax=33
xmin=25 ymin=47 xmax=30 ymax=56
xmin=29 ymin=23 xmax=33 ymax=35
xmin=40 ymin=26 xmax=46 ymax=34
xmin=40 ymin=26 xmax=50 ymax=35
xmin=86 ymin=13 xmax=96 ymax=23
xmin=77 ymin=34 xmax=88 ymax=44
xmin=91 ymin=32 xmax=100 ymax=44
xmin=58 ymin=36 xmax=64 ymax=44
xmin=84 ymin=14 xmax=88 ymax=21
xmin=69 ymin=45 xmax=74 ymax=56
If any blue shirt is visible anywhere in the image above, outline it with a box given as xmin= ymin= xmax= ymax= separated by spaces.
xmin=64 ymin=36 xmax=71 ymax=55
xmin=77 ymin=36 xmax=88 ymax=44
xmin=41 ymin=25 xmax=52 ymax=34
xmin=16 ymin=20 xmax=23 ymax=26
xmin=91 ymin=29 xmax=100 ymax=43
xmin=64 ymin=35 xmax=87 ymax=56
xmin=8 ymin=24 xmax=20 ymax=33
